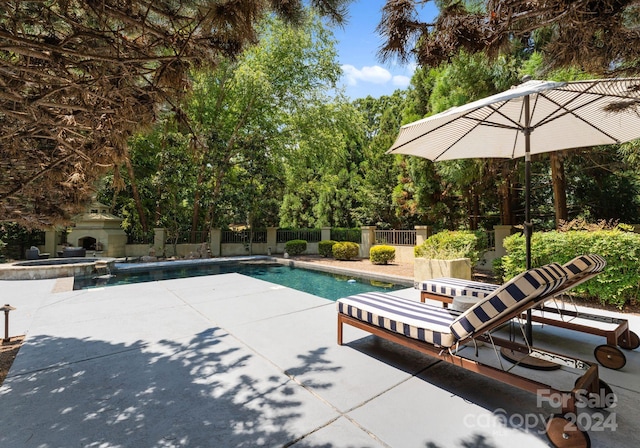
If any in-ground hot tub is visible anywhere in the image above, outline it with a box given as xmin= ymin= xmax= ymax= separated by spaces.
xmin=0 ymin=257 xmax=115 ymax=280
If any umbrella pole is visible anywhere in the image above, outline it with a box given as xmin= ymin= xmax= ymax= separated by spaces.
xmin=498 ymin=93 xmax=561 ymax=370
xmin=525 ymin=152 xmax=534 ymax=344
xmin=524 ymin=94 xmax=534 ymax=344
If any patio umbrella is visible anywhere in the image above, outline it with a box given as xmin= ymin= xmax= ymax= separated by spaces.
xmin=388 ymin=76 xmax=640 ymax=344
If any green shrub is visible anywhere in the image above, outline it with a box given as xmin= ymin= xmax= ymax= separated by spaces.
xmin=414 ymin=230 xmax=485 ymax=265
xmin=318 ymin=240 xmax=337 ymax=258
xmin=492 ymin=257 xmax=505 ymax=283
xmin=285 ymin=239 xmax=307 ymax=256
xmin=332 ymin=241 xmax=360 ymax=260
xmin=502 ymin=229 xmax=640 ymax=308
xmin=370 ymin=245 xmax=396 ymax=265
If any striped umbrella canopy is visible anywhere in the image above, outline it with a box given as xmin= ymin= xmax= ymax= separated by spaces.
xmin=389 ymin=78 xmax=640 ymax=160
xmin=388 ymin=77 xmax=640 ymax=342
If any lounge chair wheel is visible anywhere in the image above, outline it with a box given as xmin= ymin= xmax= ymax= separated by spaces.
xmin=546 ymin=414 xmax=591 ymax=448
xmin=617 ymin=331 xmax=640 ymax=350
xmin=593 ymin=344 xmax=626 ymax=370
xmin=573 ymin=378 xmax=616 ymax=409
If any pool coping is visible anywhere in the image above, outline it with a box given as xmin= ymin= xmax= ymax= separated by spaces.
xmin=272 ymin=257 xmax=415 ymax=288
xmin=80 ymin=255 xmax=416 ymax=290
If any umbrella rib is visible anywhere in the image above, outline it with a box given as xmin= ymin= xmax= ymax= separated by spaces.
xmin=432 ymin=120 xmax=479 ymax=160
xmin=432 ymin=104 xmax=521 ymax=160
xmin=473 ymin=105 xmax=524 ymax=130
xmin=535 ymin=90 xmax=622 ymax=144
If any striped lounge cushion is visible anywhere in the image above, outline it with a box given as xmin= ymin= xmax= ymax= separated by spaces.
xmin=415 ymin=277 xmax=498 ymax=299
xmin=337 ymin=292 xmax=461 ymax=348
xmin=563 ymin=254 xmax=606 ymax=278
xmin=415 ymin=255 xmax=605 ymax=303
xmin=449 ymin=263 xmax=568 ymax=341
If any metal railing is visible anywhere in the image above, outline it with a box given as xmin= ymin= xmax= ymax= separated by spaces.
xmin=276 ymin=228 xmax=322 ymax=243
xmin=222 ymin=229 xmax=267 ymax=244
xmin=167 ymin=231 xmax=209 ymax=244
xmin=330 ymin=228 xmax=361 ymax=243
xmin=127 ymin=233 xmax=154 ymax=245
xmin=484 ymin=230 xmax=496 ymax=251
xmin=375 ymin=229 xmax=416 ymax=246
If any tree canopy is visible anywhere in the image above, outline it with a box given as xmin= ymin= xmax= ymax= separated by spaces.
xmin=378 ymin=0 xmax=640 ymax=74
xmin=109 ymin=12 xmax=346 ymax=239
xmin=0 ymin=0 xmax=349 ymax=227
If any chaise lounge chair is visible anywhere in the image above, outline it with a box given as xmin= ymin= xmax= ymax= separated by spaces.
xmin=337 ymin=259 xmax=612 ymax=448
xmin=416 ymin=254 xmax=639 ymax=369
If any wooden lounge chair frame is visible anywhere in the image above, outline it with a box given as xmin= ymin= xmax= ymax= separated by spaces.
xmin=337 ymin=260 xmax=614 ymax=448
xmin=418 ymin=255 xmax=638 ymax=370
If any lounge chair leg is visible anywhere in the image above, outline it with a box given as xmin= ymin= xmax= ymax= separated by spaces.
xmin=337 ymin=316 xmax=344 ymax=345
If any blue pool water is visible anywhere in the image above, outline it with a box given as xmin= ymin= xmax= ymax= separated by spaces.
xmin=74 ymin=259 xmax=406 ymax=301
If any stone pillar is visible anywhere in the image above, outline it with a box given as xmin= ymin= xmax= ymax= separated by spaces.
xmin=415 ymin=225 xmax=432 ymax=247
xmin=493 ymin=225 xmax=513 ymax=258
xmin=44 ymin=230 xmax=58 ymax=257
xmin=154 ymin=228 xmax=166 ymax=257
xmin=267 ymin=227 xmax=277 ymax=255
xmin=209 ymin=228 xmax=222 ymax=257
xmin=321 ymin=227 xmax=331 ymax=242
xmin=360 ymin=226 xmax=376 ymax=258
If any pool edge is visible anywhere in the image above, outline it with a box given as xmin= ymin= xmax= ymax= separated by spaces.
xmin=273 ymin=257 xmax=415 ymax=288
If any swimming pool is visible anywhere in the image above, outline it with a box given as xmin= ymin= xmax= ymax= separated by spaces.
xmin=73 ymin=258 xmax=407 ymax=301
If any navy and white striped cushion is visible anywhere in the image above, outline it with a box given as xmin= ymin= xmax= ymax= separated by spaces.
xmin=415 ymin=277 xmax=498 ymax=298
xmin=415 ymin=255 xmax=605 ymax=303
xmin=337 ymin=292 xmax=460 ymax=347
xmin=450 ymin=263 xmax=568 ymax=340
xmin=563 ymin=254 xmax=606 ymax=278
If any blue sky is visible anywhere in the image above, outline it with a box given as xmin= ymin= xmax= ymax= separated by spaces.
xmin=333 ymin=0 xmax=439 ymax=99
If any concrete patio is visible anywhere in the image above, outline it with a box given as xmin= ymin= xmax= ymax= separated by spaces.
xmin=0 ymin=272 xmax=638 ymax=447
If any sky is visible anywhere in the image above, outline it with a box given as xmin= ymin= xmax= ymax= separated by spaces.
xmin=333 ymin=0 xmax=439 ymax=100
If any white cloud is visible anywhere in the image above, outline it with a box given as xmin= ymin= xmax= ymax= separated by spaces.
xmin=341 ymin=64 xmax=392 ymax=86
xmin=392 ymin=75 xmax=411 ymax=87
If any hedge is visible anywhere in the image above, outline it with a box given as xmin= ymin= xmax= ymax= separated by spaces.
xmin=501 ymin=230 xmax=640 ymax=308
xmin=333 ymin=241 xmax=359 ymax=260
xmin=318 ymin=240 xmax=337 ymax=258
xmin=414 ymin=230 xmax=486 ymax=265
xmin=370 ymin=245 xmax=396 ymax=265
xmin=284 ymin=239 xmax=307 ymax=256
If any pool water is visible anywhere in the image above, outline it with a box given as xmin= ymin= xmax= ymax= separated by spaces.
xmin=74 ymin=261 xmax=405 ymax=301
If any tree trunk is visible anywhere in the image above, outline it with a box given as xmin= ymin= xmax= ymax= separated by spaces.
xmin=123 ymin=146 xmax=148 ymax=233
xmin=550 ymin=151 xmax=568 ymax=228
xmin=191 ymin=166 xmax=205 ymax=243
xmin=499 ymin=161 xmax=517 ymax=226
xmin=472 ymin=189 xmax=480 ymax=230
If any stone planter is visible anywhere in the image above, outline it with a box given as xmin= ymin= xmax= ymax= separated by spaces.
xmin=414 ymin=257 xmax=472 ymax=281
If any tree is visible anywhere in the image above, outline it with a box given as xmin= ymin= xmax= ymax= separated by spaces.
xmin=396 ymin=50 xmax=521 ymax=229
xmin=352 ymin=91 xmax=408 ymax=228
xmin=113 ymin=12 xmax=343 ymax=236
xmin=279 ymin=99 xmax=366 ymax=228
xmin=0 ymin=0 xmax=349 ymax=227
xmin=378 ymin=0 xmax=640 ymax=74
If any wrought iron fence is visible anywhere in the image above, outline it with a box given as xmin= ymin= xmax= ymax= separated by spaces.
xmin=330 ymin=228 xmax=361 ymax=243
xmin=484 ymin=230 xmax=496 ymax=251
xmin=276 ymin=228 xmax=322 ymax=243
xmin=375 ymin=229 xmax=416 ymax=246
xmin=222 ymin=229 xmax=267 ymax=244
xmin=127 ymin=233 xmax=154 ymax=245
xmin=166 ymin=231 xmax=209 ymax=244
